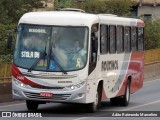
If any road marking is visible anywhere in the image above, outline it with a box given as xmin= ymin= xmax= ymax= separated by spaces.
xmin=73 ymin=99 xmax=160 ymax=120
xmin=0 ymin=79 xmax=159 ymax=119
xmin=144 ymin=79 xmax=160 ymax=84
xmin=73 ymin=117 xmax=90 ymax=120
xmin=0 ymin=102 xmax=25 ymax=108
xmin=120 ymin=99 xmax=160 ymax=111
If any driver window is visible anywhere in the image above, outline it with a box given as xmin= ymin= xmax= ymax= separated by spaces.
xmin=91 ymin=24 xmax=98 ymax=62
xmin=89 ymin=23 xmax=99 ymax=74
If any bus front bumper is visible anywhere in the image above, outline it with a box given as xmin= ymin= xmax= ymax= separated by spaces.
xmin=12 ymin=78 xmax=87 ymax=104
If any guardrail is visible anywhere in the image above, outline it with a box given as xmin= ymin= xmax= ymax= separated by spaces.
xmin=0 ymin=62 xmax=12 ymax=83
xmin=0 ymin=49 xmax=160 ymax=83
xmin=145 ymin=48 xmax=160 ymax=65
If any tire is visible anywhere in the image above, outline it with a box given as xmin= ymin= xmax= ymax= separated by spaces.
xmin=110 ymin=97 xmax=120 ymax=106
xmin=87 ymin=86 xmax=101 ymax=113
xmin=26 ymin=100 xmax=39 ymax=110
xmin=120 ymin=81 xmax=130 ymax=106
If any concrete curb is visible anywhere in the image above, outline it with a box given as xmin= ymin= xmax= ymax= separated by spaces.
xmin=0 ymin=83 xmax=12 ymax=103
xmin=144 ymin=63 xmax=160 ymax=80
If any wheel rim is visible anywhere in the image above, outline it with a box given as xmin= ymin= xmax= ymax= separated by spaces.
xmin=93 ymin=91 xmax=99 ymax=109
xmin=126 ymin=84 xmax=130 ymax=102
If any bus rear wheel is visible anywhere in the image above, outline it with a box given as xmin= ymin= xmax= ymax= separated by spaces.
xmin=110 ymin=81 xmax=130 ymax=106
xmin=26 ymin=100 xmax=39 ymax=110
xmin=120 ymin=81 xmax=130 ymax=106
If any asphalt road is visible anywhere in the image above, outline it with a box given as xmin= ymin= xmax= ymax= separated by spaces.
xmin=0 ymin=79 xmax=160 ymax=120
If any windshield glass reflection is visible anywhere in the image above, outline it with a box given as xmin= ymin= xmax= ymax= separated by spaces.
xmin=14 ymin=24 xmax=88 ymax=71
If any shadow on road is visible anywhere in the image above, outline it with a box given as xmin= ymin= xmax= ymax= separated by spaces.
xmin=17 ymin=101 xmax=119 ymax=117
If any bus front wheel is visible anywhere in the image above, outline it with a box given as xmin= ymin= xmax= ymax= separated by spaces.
xmin=26 ymin=100 xmax=39 ymax=110
xmin=87 ymin=86 xmax=101 ymax=113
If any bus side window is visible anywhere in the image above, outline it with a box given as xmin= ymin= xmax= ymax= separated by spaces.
xmin=131 ymin=27 xmax=137 ymax=52
xmin=100 ymin=25 xmax=108 ymax=54
xmin=124 ymin=26 xmax=131 ymax=53
xmin=109 ymin=25 xmax=116 ymax=53
xmin=117 ymin=26 xmax=124 ymax=53
xmin=138 ymin=27 xmax=144 ymax=51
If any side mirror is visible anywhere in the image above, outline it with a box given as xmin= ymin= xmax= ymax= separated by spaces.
xmin=7 ymin=33 xmax=13 ymax=49
xmin=6 ymin=28 xmax=17 ymax=49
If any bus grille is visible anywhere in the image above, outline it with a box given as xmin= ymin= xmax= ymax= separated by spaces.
xmin=23 ymin=92 xmax=71 ymax=100
xmin=30 ymin=85 xmax=64 ymax=90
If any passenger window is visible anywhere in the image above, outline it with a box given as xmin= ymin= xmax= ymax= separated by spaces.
xmin=124 ymin=27 xmax=131 ymax=52
xmin=131 ymin=27 xmax=137 ymax=52
xmin=100 ymin=25 xmax=108 ymax=54
xmin=138 ymin=27 xmax=144 ymax=51
xmin=109 ymin=25 xmax=116 ymax=53
xmin=117 ymin=26 xmax=123 ymax=53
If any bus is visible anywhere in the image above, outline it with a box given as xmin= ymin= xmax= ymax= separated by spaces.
xmin=9 ymin=9 xmax=144 ymax=112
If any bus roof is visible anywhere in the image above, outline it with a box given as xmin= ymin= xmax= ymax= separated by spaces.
xmin=19 ymin=11 xmax=144 ymax=27
xmin=98 ymin=14 xmax=144 ymax=27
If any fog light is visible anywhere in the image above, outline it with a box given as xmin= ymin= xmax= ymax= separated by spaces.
xmin=13 ymin=77 xmax=27 ymax=88
xmin=70 ymin=86 xmax=75 ymax=90
xmin=20 ymin=83 xmax=24 ymax=87
xmin=66 ymin=81 xmax=86 ymax=90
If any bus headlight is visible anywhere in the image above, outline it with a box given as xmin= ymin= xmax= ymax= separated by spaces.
xmin=67 ymin=81 xmax=85 ymax=90
xmin=13 ymin=78 xmax=28 ymax=88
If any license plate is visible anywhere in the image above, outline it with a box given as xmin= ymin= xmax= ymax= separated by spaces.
xmin=40 ymin=92 xmax=53 ymax=98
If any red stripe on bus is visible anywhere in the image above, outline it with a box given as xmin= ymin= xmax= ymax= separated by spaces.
xmin=12 ymin=64 xmax=43 ymax=86
xmin=137 ymin=22 xmax=145 ymax=27
xmin=116 ymin=52 xmax=144 ymax=96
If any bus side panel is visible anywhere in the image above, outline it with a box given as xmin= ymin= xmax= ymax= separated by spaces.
xmin=116 ymin=75 xmax=128 ymax=97
xmin=129 ymin=52 xmax=144 ymax=94
xmin=117 ymin=52 xmax=144 ymax=96
xmin=85 ymin=68 xmax=99 ymax=103
xmin=98 ymin=53 xmax=130 ymax=99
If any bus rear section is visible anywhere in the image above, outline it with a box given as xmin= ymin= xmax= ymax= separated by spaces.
xmin=96 ymin=17 xmax=144 ymax=106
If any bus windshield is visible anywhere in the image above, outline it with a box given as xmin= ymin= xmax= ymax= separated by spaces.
xmin=13 ymin=24 xmax=88 ymax=72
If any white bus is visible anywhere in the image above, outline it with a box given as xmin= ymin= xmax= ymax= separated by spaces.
xmin=10 ymin=9 xmax=144 ymax=112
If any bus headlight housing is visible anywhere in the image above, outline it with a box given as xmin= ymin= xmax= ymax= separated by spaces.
xmin=67 ymin=81 xmax=85 ymax=90
xmin=13 ymin=78 xmax=28 ymax=88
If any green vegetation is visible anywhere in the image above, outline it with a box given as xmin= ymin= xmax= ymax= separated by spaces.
xmin=54 ymin=0 xmax=160 ymax=50
xmin=0 ymin=0 xmax=47 ymax=62
xmin=0 ymin=0 xmax=160 ymax=62
xmin=54 ymin=0 xmax=135 ymax=16
xmin=145 ymin=20 xmax=160 ymax=50
xmin=0 ymin=0 xmax=47 ymax=24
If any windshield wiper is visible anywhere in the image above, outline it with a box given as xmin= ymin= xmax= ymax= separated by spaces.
xmin=49 ymin=39 xmax=67 ymax=74
xmin=50 ymin=52 xmax=67 ymax=74
xmin=28 ymin=41 xmax=47 ymax=72
xmin=28 ymin=51 xmax=47 ymax=72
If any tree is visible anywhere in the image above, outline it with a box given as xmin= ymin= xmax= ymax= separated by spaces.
xmin=54 ymin=0 xmax=135 ymax=16
xmin=145 ymin=20 xmax=160 ymax=50
xmin=54 ymin=0 xmax=160 ymax=50
xmin=0 ymin=1 xmax=11 ymax=24
xmin=0 ymin=0 xmax=48 ymax=62
xmin=0 ymin=0 xmax=47 ymax=24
